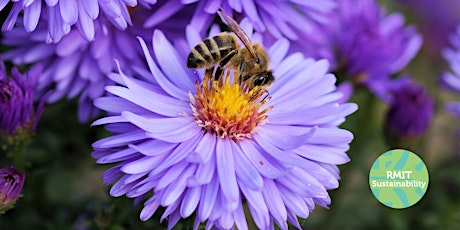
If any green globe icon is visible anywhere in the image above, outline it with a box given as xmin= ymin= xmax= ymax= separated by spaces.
xmin=369 ymin=149 xmax=429 ymax=209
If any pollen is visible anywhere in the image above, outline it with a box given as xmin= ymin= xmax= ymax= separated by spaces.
xmin=190 ymin=71 xmax=271 ymax=142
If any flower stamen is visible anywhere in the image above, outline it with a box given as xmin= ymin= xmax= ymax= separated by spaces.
xmin=190 ymin=70 xmax=271 ymax=142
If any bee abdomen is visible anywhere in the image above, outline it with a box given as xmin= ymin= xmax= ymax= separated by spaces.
xmin=187 ymin=33 xmax=238 ymax=69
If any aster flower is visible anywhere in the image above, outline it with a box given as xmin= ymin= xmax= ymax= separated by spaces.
xmin=168 ymin=0 xmax=337 ymax=52
xmin=384 ymin=81 xmax=434 ymax=145
xmin=1 ymin=4 xmax=193 ymax=122
xmin=0 ymin=0 xmax=156 ymax=43
xmin=92 ymin=21 xmax=357 ymax=229
xmin=441 ymin=25 xmax=460 ymax=117
xmin=0 ymin=61 xmax=45 ymax=136
xmin=397 ymin=0 xmax=460 ymax=56
xmin=0 ymin=166 xmax=25 ymax=214
xmin=301 ymin=0 xmax=422 ymax=102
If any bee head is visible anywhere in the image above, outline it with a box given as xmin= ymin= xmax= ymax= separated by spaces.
xmin=253 ymin=71 xmax=274 ymax=87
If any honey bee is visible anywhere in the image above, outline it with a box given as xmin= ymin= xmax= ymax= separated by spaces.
xmin=187 ymin=11 xmax=274 ymax=96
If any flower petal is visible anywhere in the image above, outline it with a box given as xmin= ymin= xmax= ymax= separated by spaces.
xmin=138 ymin=35 xmax=189 ymax=100
xmin=23 ymin=0 xmax=41 ymax=32
xmin=180 ymin=186 xmax=201 ymax=218
xmin=231 ymin=143 xmax=263 ymax=191
xmin=238 ymin=140 xmax=286 ymax=179
xmin=216 ymin=139 xmax=239 ymax=210
xmin=187 ymin=133 xmax=216 ymax=163
xmin=197 ymin=175 xmax=219 ymax=222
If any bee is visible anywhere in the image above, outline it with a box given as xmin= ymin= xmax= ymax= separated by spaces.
xmin=187 ymin=11 xmax=274 ymax=97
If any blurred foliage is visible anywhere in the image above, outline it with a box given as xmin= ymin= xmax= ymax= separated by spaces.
xmin=2 ymin=1 xmax=460 ymax=229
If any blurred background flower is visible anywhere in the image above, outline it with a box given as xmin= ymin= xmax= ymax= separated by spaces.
xmin=0 ymin=3 xmax=196 ymax=122
xmin=0 ymin=0 xmax=156 ymax=42
xmin=173 ymin=0 xmax=338 ymax=56
xmin=0 ymin=166 xmax=25 ymax=214
xmin=384 ymin=81 xmax=434 ymax=148
xmin=441 ymin=25 xmax=460 ymax=114
xmin=397 ymin=0 xmax=460 ymax=57
xmin=299 ymin=0 xmax=422 ymax=102
xmin=0 ymin=62 xmax=45 ymax=136
xmin=0 ymin=62 xmax=47 ymax=165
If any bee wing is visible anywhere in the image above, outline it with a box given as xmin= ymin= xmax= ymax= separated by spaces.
xmin=217 ymin=11 xmax=259 ymax=62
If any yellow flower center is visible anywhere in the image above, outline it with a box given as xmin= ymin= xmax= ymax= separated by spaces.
xmin=190 ymin=71 xmax=271 ymax=142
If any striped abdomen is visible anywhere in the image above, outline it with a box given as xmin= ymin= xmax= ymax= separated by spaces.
xmin=187 ymin=33 xmax=238 ymax=69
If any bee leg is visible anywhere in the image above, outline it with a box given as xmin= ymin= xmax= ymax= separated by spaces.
xmin=249 ymin=88 xmax=270 ymax=102
xmin=212 ymin=50 xmax=238 ymax=80
xmin=206 ymin=68 xmax=215 ymax=79
xmin=214 ymin=66 xmax=223 ymax=80
xmin=219 ymin=49 xmax=238 ymax=68
xmin=238 ymin=61 xmax=245 ymax=85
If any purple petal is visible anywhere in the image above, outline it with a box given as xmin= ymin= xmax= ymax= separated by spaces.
xmin=129 ymin=139 xmax=177 ymax=157
xmin=144 ymin=0 xmax=183 ymax=27
xmin=152 ymin=29 xmax=195 ymax=91
xmin=81 ymin=0 xmax=99 ymax=19
xmin=293 ymin=144 xmax=350 ymax=165
xmin=59 ymin=0 xmax=78 ymax=24
xmin=77 ymin=0 xmax=95 ymax=41
xmin=278 ymin=185 xmax=310 ymax=218
xmin=239 ymin=185 xmax=270 ymax=229
xmin=149 ymin=134 xmax=200 ymax=175
xmin=187 ymin=153 xmax=216 ymax=187
xmin=187 ymin=133 xmax=216 ymax=163
xmin=307 ymin=127 xmax=354 ymax=145
xmin=93 ymin=97 xmax=149 ymax=115
xmin=104 ymin=84 xmax=189 ymax=118
xmin=156 ymin=161 xmax=189 ymax=190
xmin=23 ymin=0 xmax=41 ymax=32
xmin=262 ymin=179 xmax=287 ymax=230
xmin=138 ymin=35 xmax=189 ymax=100
xmin=140 ymin=197 xmax=160 ymax=221
xmin=197 ymin=176 xmax=219 ymax=222
xmin=257 ymin=126 xmax=314 ymax=150
xmin=232 ymin=202 xmax=248 ymax=230
xmin=276 ymin=168 xmax=328 ymax=198
xmin=2 ymin=3 xmax=21 ymax=32
xmin=122 ymin=111 xmax=199 ymax=140
xmin=99 ymin=0 xmax=122 ymax=18
xmin=56 ymin=31 xmax=84 ymax=56
xmin=160 ymin=165 xmax=195 ymax=206
xmin=231 ymin=142 xmax=263 ymax=191
xmin=96 ymin=148 xmax=141 ymax=164
xmin=217 ymin=210 xmax=234 ymax=229
xmin=253 ymin=133 xmax=316 ymax=168
xmin=238 ymin=140 xmax=285 ymax=179
xmin=268 ymin=38 xmax=289 ymax=68
xmin=216 ymin=139 xmax=239 ymax=210
xmin=45 ymin=0 xmax=58 ymax=6
xmin=92 ymin=130 xmax=147 ymax=149
xmin=180 ymin=186 xmax=201 ymax=218
xmin=0 ymin=0 xmax=8 ymax=10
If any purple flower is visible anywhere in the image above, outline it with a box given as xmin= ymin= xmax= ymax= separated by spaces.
xmin=397 ymin=0 xmax=460 ymax=56
xmin=91 ymin=22 xmax=357 ymax=229
xmin=0 ymin=62 xmax=46 ymax=135
xmin=0 ymin=166 xmax=25 ymax=214
xmin=0 ymin=0 xmax=156 ymax=43
xmin=441 ymin=25 xmax=460 ymax=117
xmin=1 ymin=4 xmax=192 ymax=122
xmin=385 ymin=82 xmax=434 ymax=140
xmin=303 ymin=0 xmax=422 ymax=101
xmin=176 ymin=0 xmax=337 ymax=54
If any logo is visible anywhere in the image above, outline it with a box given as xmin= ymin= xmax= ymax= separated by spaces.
xmin=369 ymin=149 xmax=429 ymax=209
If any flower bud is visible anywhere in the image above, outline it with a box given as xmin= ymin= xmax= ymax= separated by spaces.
xmin=0 ymin=166 xmax=25 ymax=214
xmin=384 ymin=83 xmax=434 ymax=146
